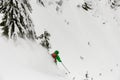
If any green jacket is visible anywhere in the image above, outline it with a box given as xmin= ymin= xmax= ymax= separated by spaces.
xmin=53 ymin=50 xmax=62 ymax=62
xmin=56 ymin=55 xmax=62 ymax=62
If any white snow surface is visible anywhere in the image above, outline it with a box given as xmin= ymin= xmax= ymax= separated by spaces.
xmin=0 ymin=38 xmax=67 ymax=80
xmin=0 ymin=0 xmax=120 ymax=80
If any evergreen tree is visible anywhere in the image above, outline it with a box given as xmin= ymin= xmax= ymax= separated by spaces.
xmin=55 ymin=0 xmax=63 ymax=12
xmin=0 ymin=0 xmax=6 ymax=13
xmin=0 ymin=0 xmax=36 ymax=40
xmin=37 ymin=0 xmax=45 ymax=7
xmin=109 ymin=0 xmax=120 ymax=9
xmin=37 ymin=30 xmax=51 ymax=50
xmin=82 ymin=1 xmax=92 ymax=11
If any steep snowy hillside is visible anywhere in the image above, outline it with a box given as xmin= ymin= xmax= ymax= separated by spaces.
xmin=31 ymin=0 xmax=120 ymax=80
xmin=0 ymin=0 xmax=120 ymax=80
xmin=0 ymin=0 xmax=68 ymax=80
xmin=0 ymin=38 xmax=67 ymax=80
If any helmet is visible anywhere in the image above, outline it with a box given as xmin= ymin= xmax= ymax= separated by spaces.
xmin=55 ymin=50 xmax=59 ymax=54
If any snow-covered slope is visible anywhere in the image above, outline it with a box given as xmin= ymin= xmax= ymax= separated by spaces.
xmin=0 ymin=0 xmax=120 ymax=80
xmin=31 ymin=0 xmax=120 ymax=80
xmin=0 ymin=38 xmax=67 ymax=80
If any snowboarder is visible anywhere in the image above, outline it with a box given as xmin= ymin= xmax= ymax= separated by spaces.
xmin=51 ymin=50 xmax=62 ymax=64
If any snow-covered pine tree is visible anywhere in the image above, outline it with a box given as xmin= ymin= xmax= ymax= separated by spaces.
xmin=109 ymin=0 xmax=120 ymax=9
xmin=23 ymin=0 xmax=32 ymax=12
xmin=82 ymin=0 xmax=92 ymax=11
xmin=0 ymin=0 xmax=36 ymax=40
xmin=0 ymin=0 xmax=3 ymax=10
xmin=37 ymin=0 xmax=45 ymax=7
xmin=0 ymin=0 xmax=6 ymax=13
xmin=55 ymin=0 xmax=63 ymax=12
xmin=37 ymin=30 xmax=51 ymax=51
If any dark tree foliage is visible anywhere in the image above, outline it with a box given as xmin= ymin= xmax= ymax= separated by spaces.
xmin=23 ymin=0 xmax=32 ymax=12
xmin=55 ymin=0 xmax=63 ymax=12
xmin=109 ymin=0 xmax=120 ymax=9
xmin=37 ymin=30 xmax=51 ymax=50
xmin=37 ymin=0 xmax=45 ymax=7
xmin=0 ymin=0 xmax=36 ymax=40
xmin=0 ymin=0 xmax=7 ymax=13
xmin=56 ymin=0 xmax=63 ymax=7
xmin=82 ymin=2 xmax=92 ymax=11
